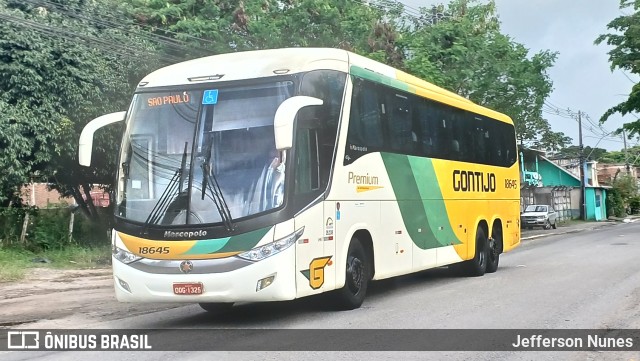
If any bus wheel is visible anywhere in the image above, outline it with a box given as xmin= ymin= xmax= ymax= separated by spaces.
xmin=461 ymin=227 xmax=487 ymax=277
xmin=335 ymin=238 xmax=369 ymax=310
xmin=486 ymin=236 xmax=500 ymax=273
xmin=199 ymin=302 xmax=233 ymax=314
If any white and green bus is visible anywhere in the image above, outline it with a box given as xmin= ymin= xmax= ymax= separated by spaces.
xmin=79 ymin=48 xmax=521 ymax=312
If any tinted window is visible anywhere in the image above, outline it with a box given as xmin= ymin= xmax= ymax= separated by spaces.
xmin=344 ymin=77 xmax=517 ymax=167
xmin=293 ymin=70 xmax=346 ymax=209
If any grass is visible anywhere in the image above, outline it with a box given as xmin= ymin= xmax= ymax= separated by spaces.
xmin=0 ymin=245 xmax=110 ymax=282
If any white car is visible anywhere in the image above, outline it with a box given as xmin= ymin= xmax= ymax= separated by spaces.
xmin=520 ymin=205 xmax=558 ymax=230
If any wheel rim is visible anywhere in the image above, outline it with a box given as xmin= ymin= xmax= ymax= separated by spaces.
xmin=346 ymin=255 xmax=364 ymax=295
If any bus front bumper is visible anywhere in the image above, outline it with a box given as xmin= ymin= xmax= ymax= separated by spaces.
xmin=112 ymin=246 xmax=297 ymax=303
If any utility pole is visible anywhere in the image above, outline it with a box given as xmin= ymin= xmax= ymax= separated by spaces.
xmin=623 ymin=129 xmax=630 ymax=173
xmin=578 ymin=111 xmax=586 ymax=221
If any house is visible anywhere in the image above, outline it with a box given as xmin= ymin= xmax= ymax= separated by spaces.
xmin=597 ymin=163 xmax=639 ymax=186
xmin=20 ymin=183 xmax=110 ymax=208
xmin=520 ymin=149 xmax=609 ymax=221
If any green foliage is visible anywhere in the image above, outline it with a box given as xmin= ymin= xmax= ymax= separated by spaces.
xmin=402 ymin=0 xmax=566 ymax=151
xmin=595 ymin=0 xmax=640 ymax=135
xmin=0 ymin=206 xmax=33 ymax=245
xmin=599 ymin=145 xmax=640 ymax=166
xmin=0 ymin=0 xmax=159 ymax=223
xmin=0 ymin=205 xmax=110 ymax=251
xmin=630 ymin=195 xmax=640 ymax=214
xmin=606 ymin=188 xmax=625 ymax=217
xmin=552 ymin=146 xmax=608 ymax=161
xmin=125 ymin=0 xmax=404 ymax=64
xmin=0 ymin=245 xmax=110 ymax=282
xmin=0 ymin=246 xmax=33 ymax=281
xmin=609 ymin=174 xmax=639 ymax=216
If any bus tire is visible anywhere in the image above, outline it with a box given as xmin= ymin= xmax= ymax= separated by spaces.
xmin=199 ymin=302 xmax=233 ymax=314
xmin=461 ymin=227 xmax=488 ymax=277
xmin=486 ymin=236 xmax=500 ymax=274
xmin=334 ymin=238 xmax=369 ymax=310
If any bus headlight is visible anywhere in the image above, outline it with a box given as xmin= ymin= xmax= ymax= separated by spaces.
xmin=112 ymin=245 xmax=141 ymax=264
xmin=238 ymin=227 xmax=304 ymax=262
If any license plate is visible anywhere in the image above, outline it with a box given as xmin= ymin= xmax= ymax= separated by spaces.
xmin=173 ymin=282 xmax=203 ymax=295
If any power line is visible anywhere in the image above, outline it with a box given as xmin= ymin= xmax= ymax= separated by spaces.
xmin=21 ymin=0 xmax=208 ymax=59
xmin=25 ymin=0 xmax=217 ymax=49
xmin=0 ymin=10 xmax=186 ymax=64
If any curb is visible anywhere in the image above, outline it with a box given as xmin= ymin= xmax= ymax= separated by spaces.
xmin=521 ymin=222 xmax=618 ymax=241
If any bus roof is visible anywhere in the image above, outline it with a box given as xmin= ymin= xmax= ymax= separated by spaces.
xmin=139 ymin=47 xmax=512 ymax=124
xmin=139 ymin=48 xmax=350 ymax=88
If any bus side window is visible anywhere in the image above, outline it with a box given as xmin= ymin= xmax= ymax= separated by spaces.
xmin=387 ymin=92 xmax=413 ymax=153
xmin=299 ymin=70 xmax=345 ymax=186
xmin=414 ymin=99 xmax=439 ymax=157
xmin=347 ymin=79 xmax=383 ymax=151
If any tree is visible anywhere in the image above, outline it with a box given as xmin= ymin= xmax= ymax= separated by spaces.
xmin=552 ymin=145 xmax=608 ymax=161
xmin=124 ymin=0 xmax=405 ymax=64
xmin=401 ymin=0 xmax=565 ymax=150
xmin=609 ymin=174 xmax=639 ymax=216
xmin=598 ymin=145 xmax=640 ymax=166
xmin=595 ymin=0 xmax=640 ymax=135
xmin=0 ymin=0 xmax=158 ymax=222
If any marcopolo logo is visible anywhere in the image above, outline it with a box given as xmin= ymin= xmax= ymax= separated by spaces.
xmin=163 ymin=230 xmax=207 ymax=238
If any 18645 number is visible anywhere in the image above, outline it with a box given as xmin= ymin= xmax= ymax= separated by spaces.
xmin=138 ymin=246 xmax=170 ymax=255
xmin=505 ymin=179 xmax=518 ymax=189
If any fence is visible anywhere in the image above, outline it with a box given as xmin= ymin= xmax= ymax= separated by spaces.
xmin=0 ymin=205 xmax=111 ymax=250
xmin=520 ymin=186 xmax=574 ymax=222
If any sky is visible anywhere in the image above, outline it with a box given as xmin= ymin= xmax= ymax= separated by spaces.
xmin=399 ymin=0 xmax=640 ymax=152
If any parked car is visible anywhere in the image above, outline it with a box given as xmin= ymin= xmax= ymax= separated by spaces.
xmin=520 ymin=205 xmax=557 ymax=230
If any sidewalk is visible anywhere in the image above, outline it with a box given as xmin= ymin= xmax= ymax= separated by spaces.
xmin=519 ymin=216 xmax=638 ymax=241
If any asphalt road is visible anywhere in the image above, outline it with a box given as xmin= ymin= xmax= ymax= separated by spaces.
xmin=3 ymin=222 xmax=640 ymax=360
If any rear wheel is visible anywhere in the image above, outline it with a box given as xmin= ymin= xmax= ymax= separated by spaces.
xmin=552 ymin=219 xmax=557 ymax=229
xmin=199 ymin=302 xmax=233 ymax=314
xmin=460 ymin=227 xmax=488 ymax=277
xmin=486 ymin=234 xmax=500 ymax=274
xmin=334 ymin=238 xmax=369 ymax=310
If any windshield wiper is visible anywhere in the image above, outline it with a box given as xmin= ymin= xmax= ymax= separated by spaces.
xmin=201 ymin=133 xmax=235 ymax=232
xmin=142 ymin=142 xmax=189 ymax=233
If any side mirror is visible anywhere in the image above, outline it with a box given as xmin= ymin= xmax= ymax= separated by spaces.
xmin=273 ymin=96 xmax=323 ymax=150
xmin=78 ymin=111 xmax=126 ymax=166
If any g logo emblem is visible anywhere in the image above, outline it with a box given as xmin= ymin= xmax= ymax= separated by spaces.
xmin=308 ymin=256 xmax=332 ymax=290
xmin=179 ymin=260 xmax=193 ymax=274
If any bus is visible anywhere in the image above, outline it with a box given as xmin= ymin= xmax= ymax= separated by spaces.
xmin=78 ymin=48 xmax=521 ymax=312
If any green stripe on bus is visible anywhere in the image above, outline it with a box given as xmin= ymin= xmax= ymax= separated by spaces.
xmin=350 ymin=65 xmax=411 ymax=93
xmin=216 ymin=226 xmax=272 ymax=254
xmin=408 ymin=156 xmax=461 ymax=245
xmin=183 ymin=237 xmax=231 ymax=255
xmin=381 ymin=153 xmax=461 ymax=249
xmin=183 ymin=226 xmax=272 ymax=255
xmin=381 ymin=153 xmax=440 ymax=249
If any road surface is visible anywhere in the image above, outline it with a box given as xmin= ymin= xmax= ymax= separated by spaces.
xmin=2 ymin=221 xmax=640 ymax=360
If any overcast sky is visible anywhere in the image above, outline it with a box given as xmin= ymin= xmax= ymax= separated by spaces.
xmin=400 ymin=0 xmax=639 ymax=151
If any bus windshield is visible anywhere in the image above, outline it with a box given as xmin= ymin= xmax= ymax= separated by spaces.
xmin=116 ymin=81 xmax=294 ymax=225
